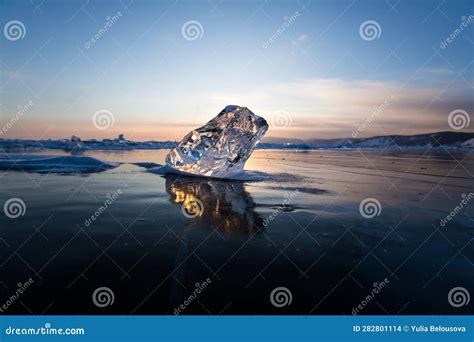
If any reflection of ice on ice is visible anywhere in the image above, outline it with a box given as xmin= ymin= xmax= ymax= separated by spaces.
xmin=165 ymin=105 xmax=268 ymax=178
xmin=164 ymin=174 xmax=264 ymax=236
xmin=165 ymin=173 xmax=265 ymax=306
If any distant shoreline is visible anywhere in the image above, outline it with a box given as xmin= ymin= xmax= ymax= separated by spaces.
xmin=1 ymin=131 xmax=473 ymax=150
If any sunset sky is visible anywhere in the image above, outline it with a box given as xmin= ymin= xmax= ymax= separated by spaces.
xmin=1 ymin=0 xmax=473 ymax=141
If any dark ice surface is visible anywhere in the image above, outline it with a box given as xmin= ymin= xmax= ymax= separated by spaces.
xmin=0 ymin=149 xmax=472 ymax=315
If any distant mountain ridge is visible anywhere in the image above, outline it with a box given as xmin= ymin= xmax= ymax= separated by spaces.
xmin=0 ymin=131 xmax=473 ymax=151
xmin=259 ymin=131 xmax=474 ymax=149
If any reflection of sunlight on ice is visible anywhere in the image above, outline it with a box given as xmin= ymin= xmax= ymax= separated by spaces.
xmin=171 ymin=188 xmax=186 ymax=203
xmin=244 ymin=152 xmax=264 ymax=171
xmin=170 ymin=185 xmax=204 ymax=217
xmin=244 ymin=155 xmax=258 ymax=170
xmin=164 ymin=174 xmax=264 ymax=236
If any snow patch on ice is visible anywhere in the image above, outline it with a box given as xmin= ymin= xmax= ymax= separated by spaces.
xmin=0 ymin=154 xmax=119 ymax=173
xmin=462 ymin=138 xmax=474 ymax=148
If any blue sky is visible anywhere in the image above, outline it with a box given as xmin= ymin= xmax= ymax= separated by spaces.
xmin=0 ymin=0 xmax=473 ymax=140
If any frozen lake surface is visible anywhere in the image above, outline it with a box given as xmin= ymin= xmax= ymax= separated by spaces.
xmin=0 ymin=149 xmax=472 ymax=314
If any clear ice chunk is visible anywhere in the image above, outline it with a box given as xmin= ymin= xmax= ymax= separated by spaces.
xmin=166 ymin=105 xmax=268 ymax=178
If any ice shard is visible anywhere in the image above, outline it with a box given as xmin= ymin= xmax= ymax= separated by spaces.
xmin=166 ymin=105 xmax=268 ymax=178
